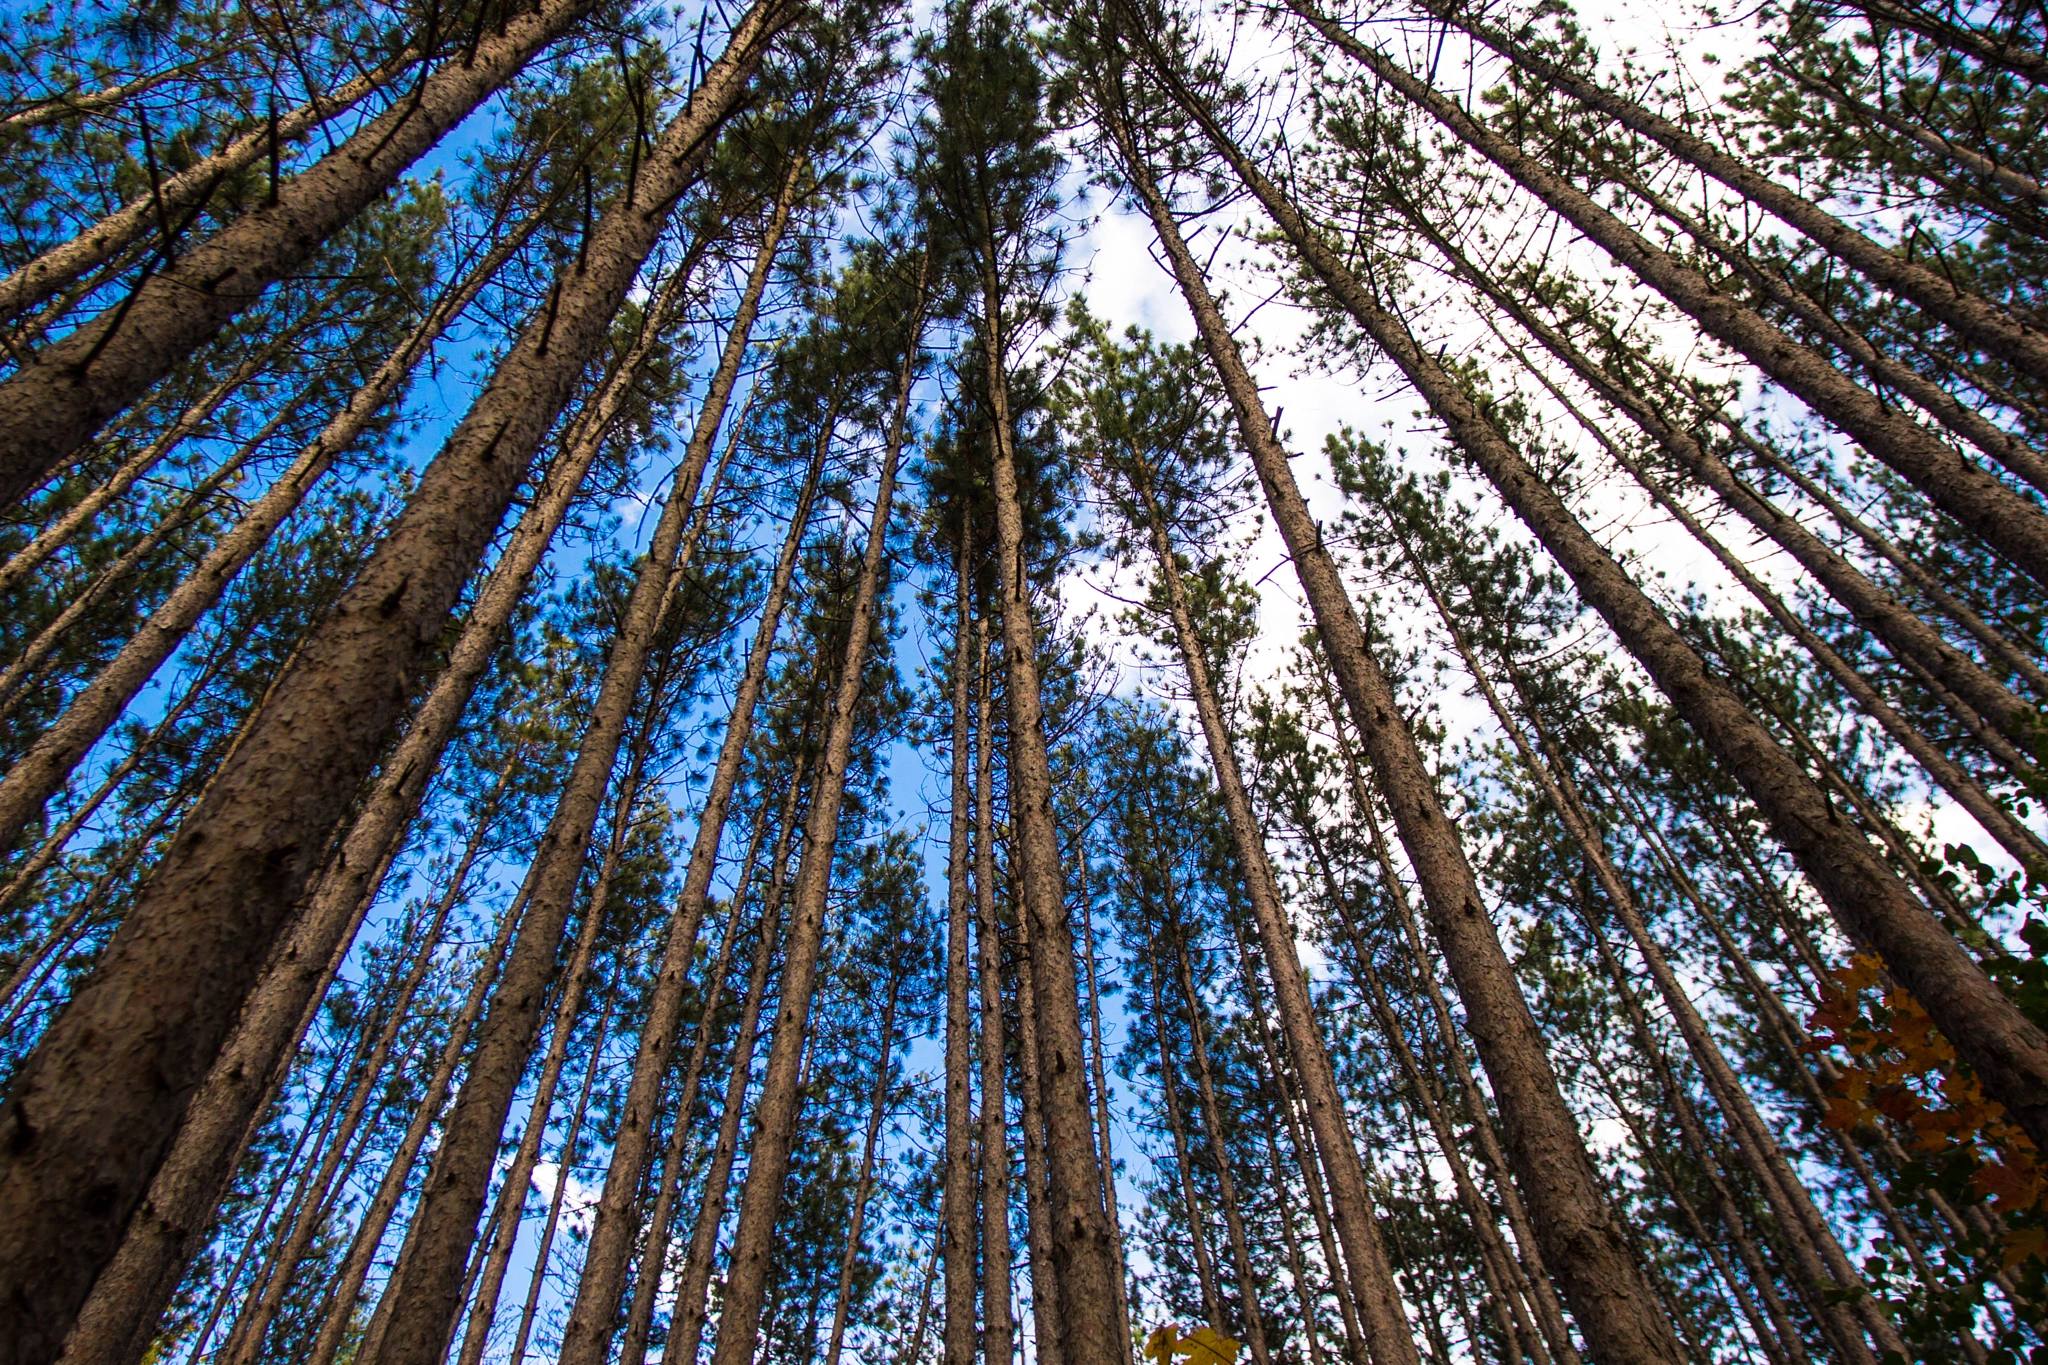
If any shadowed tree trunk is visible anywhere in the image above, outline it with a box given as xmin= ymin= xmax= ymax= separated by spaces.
xmin=0 ymin=0 xmax=606 ymax=506
xmin=0 ymin=18 xmax=787 ymax=1354
xmin=943 ymin=518 xmax=980 ymax=1365
xmin=1097 ymin=65 xmax=1679 ymax=1365
xmin=1151 ymin=943 xmax=1226 ymax=1332
xmin=0 ymin=198 xmax=564 ymax=854
xmin=361 ymin=144 xmax=803 ymax=1365
xmin=974 ymin=615 xmax=1017 ymax=1365
xmin=609 ymin=755 xmax=798 ymax=1365
xmin=48 ymin=238 xmax=713 ymax=1365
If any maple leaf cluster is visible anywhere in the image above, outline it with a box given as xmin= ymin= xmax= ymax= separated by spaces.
xmin=1810 ymin=953 xmax=2048 ymax=1269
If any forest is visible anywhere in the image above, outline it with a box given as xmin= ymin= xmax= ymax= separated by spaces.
xmin=0 ymin=0 xmax=2044 ymax=1361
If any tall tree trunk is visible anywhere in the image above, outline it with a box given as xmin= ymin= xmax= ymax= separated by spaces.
xmin=1102 ymin=88 xmax=1679 ymax=1365
xmin=1138 ymin=34 xmax=2048 ymax=1170
xmin=1012 ymin=865 xmax=1067 ymax=1365
xmin=707 ymin=267 xmax=922 ymax=1363
xmin=1727 ymin=427 xmax=2048 ymax=698
xmin=0 ymin=197 xmax=561 ymax=854
xmin=204 ymin=753 xmax=524 ymax=1365
xmin=0 ymin=0 xmax=611 ymax=504
xmin=821 ymin=976 xmax=905 ymax=1365
xmin=1077 ymin=857 xmax=1137 ymax=1365
xmin=361 ymin=172 xmax=792 ymax=1364
xmin=0 ymin=637 xmax=228 ymax=936
xmin=1279 ymin=5 xmax=2048 ymax=588
xmin=976 ymin=250 xmax=1123 ymax=1365
xmin=505 ymin=994 xmax=617 ymax=1365
xmin=552 ymin=231 xmax=827 ymax=1362
xmin=1151 ymin=952 xmax=1227 ymax=1331
xmin=944 ymin=518 xmax=980 ymax=1365
xmin=0 ymin=19 xmax=785 ymax=1349
xmin=0 ymin=47 xmax=416 ymax=327
xmin=663 ymin=773 xmax=802 ymax=1365
xmin=974 ymin=616 xmax=1017 ymax=1365
xmin=48 ymin=231 xmax=712 ymax=1365
xmin=1166 ymin=878 xmax=1272 ymax=1365
xmin=1115 ymin=431 xmax=1416 ymax=1365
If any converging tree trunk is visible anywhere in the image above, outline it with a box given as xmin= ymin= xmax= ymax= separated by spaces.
xmin=0 ymin=18 xmax=788 ymax=1355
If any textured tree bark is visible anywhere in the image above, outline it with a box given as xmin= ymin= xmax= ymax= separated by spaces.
xmin=1154 ymin=952 xmax=1227 ymax=1328
xmin=1012 ymin=872 xmax=1068 ymax=1365
xmin=976 ymin=256 xmax=1123 ymax=1365
xmin=822 ymin=976 xmax=904 ymax=1365
xmin=39 ymin=233 xmax=709 ymax=1365
xmin=1387 ymin=0 xmax=2048 ymax=387
xmin=973 ymin=617 xmax=1018 ymax=1365
xmin=0 ymin=0 xmax=602 ymax=506
xmin=0 ymin=201 xmax=557 ymax=854
xmin=707 ymin=273 xmax=921 ymax=1363
xmin=549 ymin=172 xmax=821 ymax=1364
xmin=943 ymin=520 xmax=980 ymax=1365
xmin=1108 ymin=92 xmax=1680 ymax=1365
xmin=1286 ymin=5 xmax=2048 ymax=588
xmin=0 ymin=16 xmax=784 ymax=1349
xmin=1143 ymin=47 xmax=2048 ymax=1165
xmin=662 ymin=768 xmax=803 ymax=1365
xmin=189 ymin=758 xmax=522 ymax=1365
xmin=0 ymin=47 xmax=416 ymax=327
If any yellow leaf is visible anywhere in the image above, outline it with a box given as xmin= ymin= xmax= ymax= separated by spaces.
xmin=1177 ymin=1327 xmax=1242 ymax=1365
xmin=1144 ymin=1326 xmax=1179 ymax=1365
